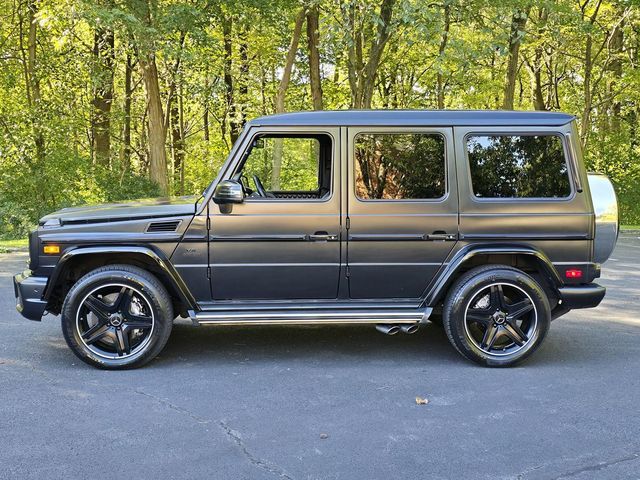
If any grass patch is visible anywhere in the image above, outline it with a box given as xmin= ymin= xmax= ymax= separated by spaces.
xmin=0 ymin=238 xmax=28 ymax=253
xmin=621 ymin=225 xmax=640 ymax=231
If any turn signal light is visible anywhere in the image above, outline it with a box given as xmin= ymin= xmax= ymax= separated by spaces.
xmin=565 ymin=269 xmax=583 ymax=279
xmin=43 ymin=245 xmax=60 ymax=255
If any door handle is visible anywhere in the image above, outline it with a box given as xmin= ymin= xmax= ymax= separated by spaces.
xmin=309 ymin=231 xmax=338 ymax=241
xmin=428 ymin=232 xmax=457 ymax=241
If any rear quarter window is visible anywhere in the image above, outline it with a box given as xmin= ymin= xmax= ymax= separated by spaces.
xmin=466 ymin=134 xmax=572 ymax=199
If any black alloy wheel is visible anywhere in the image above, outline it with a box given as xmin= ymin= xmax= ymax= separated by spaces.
xmin=61 ymin=264 xmax=173 ymax=369
xmin=463 ymin=282 xmax=536 ymax=356
xmin=443 ymin=265 xmax=551 ymax=367
xmin=76 ymin=283 xmax=155 ymax=360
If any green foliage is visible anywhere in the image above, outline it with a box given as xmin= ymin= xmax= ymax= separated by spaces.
xmin=0 ymin=0 xmax=639 ymax=238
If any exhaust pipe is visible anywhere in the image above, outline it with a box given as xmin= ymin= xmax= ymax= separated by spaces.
xmin=376 ymin=324 xmax=400 ymax=335
xmin=400 ymin=324 xmax=419 ymax=335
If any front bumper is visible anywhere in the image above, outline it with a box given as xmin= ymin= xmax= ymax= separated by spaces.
xmin=558 ymin=283 xmax=606 ymax=309
xmin=13 ymin=270 xmax=48 ymax=321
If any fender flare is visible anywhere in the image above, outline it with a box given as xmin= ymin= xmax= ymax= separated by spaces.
xmin=43 ymin=245 xmax=197 ymax=310
xmin=423 ymin=244 xmax=562 ymax=306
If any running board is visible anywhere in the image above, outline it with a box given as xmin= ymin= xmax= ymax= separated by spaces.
xmin=190 ymin=307 xmax=432 ymax=326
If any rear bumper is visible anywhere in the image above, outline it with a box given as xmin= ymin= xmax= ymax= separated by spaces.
xmin=13 ymin=270 xmax=48 ymax=321
xmin=558 ymin=283 xmax=606 ymax=309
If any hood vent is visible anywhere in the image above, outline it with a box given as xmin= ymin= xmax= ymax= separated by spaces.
xmin=146 ymin=220 xmax=181 ymax=233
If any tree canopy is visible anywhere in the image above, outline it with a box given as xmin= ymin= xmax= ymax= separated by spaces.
xmin=1 ymin=0 xmax=639 ymax=237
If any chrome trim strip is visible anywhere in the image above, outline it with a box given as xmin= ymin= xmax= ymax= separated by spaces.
xmin=460 ymin=233 xmax=590 ymax=240
xmin=196 ymin=317 xmax=421 ymax=326
xmin=193 ymin=309 xmax=429 ymax=325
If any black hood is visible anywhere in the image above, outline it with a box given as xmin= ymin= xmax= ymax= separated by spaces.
xmin=39 ymin=196 xmax=198 ymax=226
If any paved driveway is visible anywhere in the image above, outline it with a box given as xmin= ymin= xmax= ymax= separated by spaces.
xmin=1 ymin=237 xmax=639 ymax=479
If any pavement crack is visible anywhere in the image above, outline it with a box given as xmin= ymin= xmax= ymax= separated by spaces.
xmin=219 ymin=420 xmax=294 ymax=480
xmin=550 ymin=452 xmax=640 ymax=480
xmin=134 ymin=389 xmax=294 ymax=479
xmin=134 ymin=389 xmax=210 ymax=424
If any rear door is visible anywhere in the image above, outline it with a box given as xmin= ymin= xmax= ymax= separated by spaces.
xmin=345 ymin=127 xmax=458 ymax=299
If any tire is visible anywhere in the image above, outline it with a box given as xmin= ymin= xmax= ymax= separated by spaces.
xmin=61 ymin=264 xmax=174 ymax=369
xmin=442 ymin=265 xmax=551 ymax=367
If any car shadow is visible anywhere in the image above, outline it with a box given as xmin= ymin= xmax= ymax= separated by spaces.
xmin=154 ymin=321 xmax=464 ymax=367
xmin=150 ymin=314 xmax=640 ymax=369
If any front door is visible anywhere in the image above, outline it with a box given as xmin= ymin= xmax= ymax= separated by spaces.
xmin=208 ymin=127 xmax=341 ymax=300
xmin=346 ymin=127 xmax=458 ymax=299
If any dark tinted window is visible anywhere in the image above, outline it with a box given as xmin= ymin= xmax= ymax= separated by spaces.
xmin=354 ymin=133 xmax=446 ymax=200
xmin=467 ymin=134 xmax=571 ymax=198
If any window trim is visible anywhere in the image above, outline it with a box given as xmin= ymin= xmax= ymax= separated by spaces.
xmin=352 ymin=131 xmax=449 ymax=203
xmin=231 ymin=130 xmax=336 ymax=204
xmin=463 ymin=131 xmax=576 ymax=203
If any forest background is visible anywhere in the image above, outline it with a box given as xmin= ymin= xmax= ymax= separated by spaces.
xmin=1 ymin=0 xmax=639 ymax=241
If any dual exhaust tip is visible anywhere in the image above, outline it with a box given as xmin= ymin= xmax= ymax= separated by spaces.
xmin=376 ymin=324 xmax=419 ymax=335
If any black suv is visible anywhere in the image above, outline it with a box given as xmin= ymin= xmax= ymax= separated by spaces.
xmin=13 ymin=110 xmax=618 ymax=369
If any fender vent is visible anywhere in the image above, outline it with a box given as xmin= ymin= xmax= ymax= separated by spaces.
xmin=146 ymin=220 xmax=181 ymax=233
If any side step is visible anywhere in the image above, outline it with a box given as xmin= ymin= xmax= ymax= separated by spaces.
xmin=191 ymin=307 xmax=432 ymax=326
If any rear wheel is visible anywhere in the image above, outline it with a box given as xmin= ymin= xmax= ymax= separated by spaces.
xmin=61 ymin=265 xmax=173 ymax=369
xmin=443 ymin=265 xmax=551 ymax=367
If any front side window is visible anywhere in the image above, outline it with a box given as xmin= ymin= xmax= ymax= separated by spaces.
xmin=354 ymin=133 xmax=446 ymax=200
xmin=236 ymin=134 xmax=331 ymax=200
xmin=467 ymin=134 xmax=571 ymax=199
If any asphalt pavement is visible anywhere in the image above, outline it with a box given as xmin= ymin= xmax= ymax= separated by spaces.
xmin=1 ymin=236 xmax=639 ymax=480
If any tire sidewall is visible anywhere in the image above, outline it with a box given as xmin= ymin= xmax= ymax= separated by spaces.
xmin=445 ymin=268 xmax=551 ymax=367
xmin=61 ymin=267 xmax=172 ymax=369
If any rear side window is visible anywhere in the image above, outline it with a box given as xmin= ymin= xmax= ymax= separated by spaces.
xmin=354 ymin=133 xmax=446 ymax=200
xmin=466 ymin=134 xmax=571 ymax=199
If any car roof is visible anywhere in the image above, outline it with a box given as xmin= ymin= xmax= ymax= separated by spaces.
xmin=250 ymin=109 xmax=575 ymax=127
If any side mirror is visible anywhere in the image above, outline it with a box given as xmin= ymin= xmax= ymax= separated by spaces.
xmin=213 ymin=180 xmax=244 ymax=205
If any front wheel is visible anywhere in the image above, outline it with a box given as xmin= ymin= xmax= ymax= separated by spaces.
xmin=61 ymin=264 xmax=174 ymax=369
xmin=442 ymin=265 xmax=551 ymax=367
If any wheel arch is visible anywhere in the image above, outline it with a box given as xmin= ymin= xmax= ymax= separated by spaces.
xmin=424 ymin=245 xmax=562 ymax=307
xmin=43 ymin=246 xmax=196 ymax=316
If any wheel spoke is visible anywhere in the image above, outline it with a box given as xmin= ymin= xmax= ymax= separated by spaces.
xmin=504 ymin=321 xmax=528 ymax=345
xmin=124 ymin=313 xmax=153 ymax=330
xmin=84 ymin=295 xmax=112 ymax=321
xmin=466 ymin=309 xmax=492 ymax=326
xmin=507 ymin=299 xmax=534 ymax=320
xmin=83 ymin=324 xmax=110 ymax=345
xmin=114 ymin=287 xmax=133 ymax=312
xmin=504 ymin=321 xmax=529 ymax=345
xmin=481 ymin=323 xmax=500 ymax=350
xmin=490 ymin=285 xmax=506 ymax=310
xmin=114 ymin=328 xmax=130 ymax=356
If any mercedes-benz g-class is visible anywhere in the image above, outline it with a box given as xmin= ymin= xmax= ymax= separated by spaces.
xmin=13 ymin=110 xmax=618 ymax=369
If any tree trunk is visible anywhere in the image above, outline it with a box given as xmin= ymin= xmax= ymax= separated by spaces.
xmin=436 ymin=3 xmax=451 ymax=109
xmin=608 ymin=12 xmax=624 ymax=132
xmin=120 ymin=51 xmax=133 ymax=172
xmin=523 ymin=8 xmax=547 ymax=110
xmin=140 ymin=54 xmax=168 ymax=195
xmin=345 ymin=0 xmax=396 ymax=109
xmin=237 ymin=26 xmax=249 ymax=134
xmin=170 ymin=96 xmax=184 ymax=195
xmin=222 ymin=16 xmax=241 ymax=145
xmin=580 ymin=0 xmax=603 ymax=148
xmin=345 ymin=2 xmax=363 ymax=108
xmin=502 ymin=8 xmax=530 ymax=110
xmin=307 ymin=5 xmax=323 ymax=110
xmin=203 ymin=106 xmax=210 ymax=142
xmin=272 ymin=8 xmax=306 ymax=190
xmin=361 ymin=0 xmax=396 ymax=109
xmin=92 ymin=24 xmax=115 ymax=166
xmin=26 ymin=0 xmax=45 ymax=164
